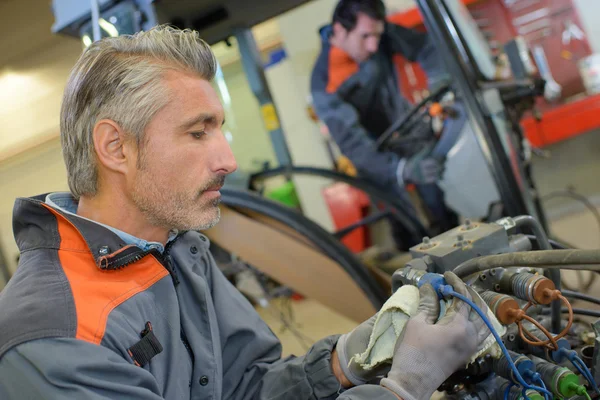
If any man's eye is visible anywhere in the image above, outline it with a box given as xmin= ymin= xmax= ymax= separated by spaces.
xmin=191 ymin=131 xmax=206 ymax=139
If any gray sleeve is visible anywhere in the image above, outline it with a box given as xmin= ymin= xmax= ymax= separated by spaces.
xmin=385 ymin=23 xmax=450 ymax=89
xmin=206 ymin=253 xmax=345 ymax=400
xmin=0 ymin=337 xmax=164 ymax=400
xmin=339 ymin=385 xmax=402 ymax=399
xmin=311 ymin=89 xmax=400 ymax=186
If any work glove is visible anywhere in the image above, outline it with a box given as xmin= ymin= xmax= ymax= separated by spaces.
xmin=380 ymin=272 xmax=490 ymax=400
xmin=398 ymin=144 xmax=444 ymax=185
xmin=336 ymin=314 xmax=390 ymax=386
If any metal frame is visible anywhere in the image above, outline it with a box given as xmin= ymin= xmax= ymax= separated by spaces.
xmin=415 ymin=0 xmax=536 ymax=220
xmin=234 ymin=29 xmax=293 ymax=166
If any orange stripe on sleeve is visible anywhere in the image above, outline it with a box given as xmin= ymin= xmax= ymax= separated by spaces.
xmin=43 ymin=205 xmax=169 ymax=345
xmin=326 ymin=46 xmax=359 ymax=94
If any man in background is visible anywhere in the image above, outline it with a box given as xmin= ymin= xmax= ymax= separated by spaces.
xmin=311 ymin=0 xmax=465 ymax=248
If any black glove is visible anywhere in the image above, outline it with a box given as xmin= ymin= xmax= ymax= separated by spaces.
xmin=399 ymin=145 xmax=443 ymax=185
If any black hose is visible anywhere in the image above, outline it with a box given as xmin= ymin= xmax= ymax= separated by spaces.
xmin=220 ymin=188 xmax=388 ymax=308
xmin=525 ymin=235 xmax=570 ymax=250
xmin=249 ymin=166 xmax=429 ymax=240
xmin=513 ymin=216 xmax=562 ymax=333
xmin=453 ymin=249 xmax=600 ymax=278
xmin=539 ymin=308 xmax=600 ymax=319
xmin=374 ymin=83 xmax=450 ymax=150
xmin=561 ymin=290 xmax=600 ymax=306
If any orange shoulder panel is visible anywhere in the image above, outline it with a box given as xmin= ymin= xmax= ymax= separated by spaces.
xmin=326 ymin=46 xmax=359 ymax=94
xmin=43 ymin=205 xmax=169 ymax=345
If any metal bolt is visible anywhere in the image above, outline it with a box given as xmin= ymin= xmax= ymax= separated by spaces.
xmin=490 ymin=268 xmax=496 ymax=276
xmin=423 ymin=236 xmax=431 ymax=244
xmin=465 ymin=218 xmax=472 ymax=227
xmin=457 ymin=234 xmax=464 ymax=242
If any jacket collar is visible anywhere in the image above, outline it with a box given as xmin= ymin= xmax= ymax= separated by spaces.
xmin=13 ymin=194 xmax=166 ymax=270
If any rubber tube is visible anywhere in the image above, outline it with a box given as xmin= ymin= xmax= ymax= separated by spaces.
xmin=453 ymin=249 xmax=600 ymax=278
xmin=561 ymin=290 xmax=600 ymax=306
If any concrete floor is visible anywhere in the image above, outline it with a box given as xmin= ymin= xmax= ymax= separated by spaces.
xmin=257 ymin=129 xmax=600 ymax=358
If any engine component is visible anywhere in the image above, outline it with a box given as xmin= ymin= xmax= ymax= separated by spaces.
xmin=408 ymin=219 xmax=513 ymax=274
xmin=391 ymin=215 xmax=600 ymax=400
xmin=392 ymin=267 xmax=446 ymax=295
xmin=480 ymin=291 xmax=520 ymax=324
xmin=532 ymin=357 xmax=585 ymax=398
xmin=492 ymin=350 xmax=535 ymax=383
xmin=497 ymin=379 xmax=544 ymax=400
xmin=499 ymin=272 xmax=555 ymax=305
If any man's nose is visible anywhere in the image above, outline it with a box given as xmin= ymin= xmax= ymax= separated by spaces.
xmin=366 ymin=38 xmax=379 ymax=53
xmin=212 ymin=132 xmax=238 ymax=175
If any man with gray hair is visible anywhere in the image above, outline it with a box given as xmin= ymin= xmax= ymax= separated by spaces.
xmin=0 ymin=26 xmax=488 ymax=399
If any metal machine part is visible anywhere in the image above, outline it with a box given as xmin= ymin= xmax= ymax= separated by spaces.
xmin=480 ymin=291 xmax=520 ymax=325
xmin=491 ymin=350 xmax=535 ymax=383
xmin=416 ymin=0 xmax=543 ymax=223
xmin=407 ymin=219 xmax=513 ymax=274
xmin=532 ymin=356 xmax=583 ymax=398
xmin=392 ymin=215 xmax=598 ymax=400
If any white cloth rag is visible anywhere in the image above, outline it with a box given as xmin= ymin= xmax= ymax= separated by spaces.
xmin=351 ymin=285 xmax=506 ymax=370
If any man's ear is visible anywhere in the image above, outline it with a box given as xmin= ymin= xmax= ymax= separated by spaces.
xmin=332 ymin=22 xmax=348 ymax=39
xmin=92 ymin=119 xmax=134 ymax=174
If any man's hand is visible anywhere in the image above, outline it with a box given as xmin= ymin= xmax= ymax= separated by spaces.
xmin=380 ymin=272 xmax=490 ymax=400
xmin=399 ymin=145 xmax=443 ymax=185
xmin=335 ymin=314 xmax=390 ymax=387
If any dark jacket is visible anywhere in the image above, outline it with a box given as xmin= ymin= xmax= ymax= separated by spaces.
xmin=310 ymin=23 xmax=447 ymax=187
xmin=0 ymin=194 xmax=399 ymax=399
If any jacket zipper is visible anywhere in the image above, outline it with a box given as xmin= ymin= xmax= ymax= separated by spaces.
xmin=106 ymin=236 xmax=194 ymax=368
xmin=160 ymin=237 xmax=195 ymax=369
xmin=180 ymin=329 xmax=195 ymax=366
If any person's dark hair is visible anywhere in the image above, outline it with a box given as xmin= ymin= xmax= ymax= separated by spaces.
xmin=332 ymin=0 xmax=386 ymax=31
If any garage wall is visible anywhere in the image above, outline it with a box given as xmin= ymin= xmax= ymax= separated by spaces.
xmin=0 ymin=140 xmax=69 ymax=276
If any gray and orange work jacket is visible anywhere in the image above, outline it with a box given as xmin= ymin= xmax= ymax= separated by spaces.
xmin=310 ymin=23 xmax=451 ymax=187
xmin=0 ymin=193 xmax=400 ymax=400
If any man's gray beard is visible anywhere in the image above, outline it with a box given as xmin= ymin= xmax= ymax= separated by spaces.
xmin=131 ymin=187 xmax=222 ymax=233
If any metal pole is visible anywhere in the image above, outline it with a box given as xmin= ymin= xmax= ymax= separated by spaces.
xmin=234 ymin=29 xmax=293 ymax=166
xmin=90 ymin=0 xmax=101 ymax=42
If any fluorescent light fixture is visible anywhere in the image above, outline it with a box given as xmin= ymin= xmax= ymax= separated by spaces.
xmin=82 ymin=34 xmax=92 ymax=47
xmin=99 ymin=18 xmax=119 ymax=37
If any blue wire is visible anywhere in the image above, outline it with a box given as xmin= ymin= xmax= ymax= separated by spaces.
xmin=504 ymin=382 xmax=514 ymax=400
xmin=557 ymin=348 xmax=600 ymax=395
xmin=570 ymin=361 xmax=592 ymax=388
xmin=572 ymin=356 xmax=599 ymax=395
xmin=439 ymin=285 xmax=554 ymax=399
xmin=535 ymin=376 xmax=550 ymax=400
